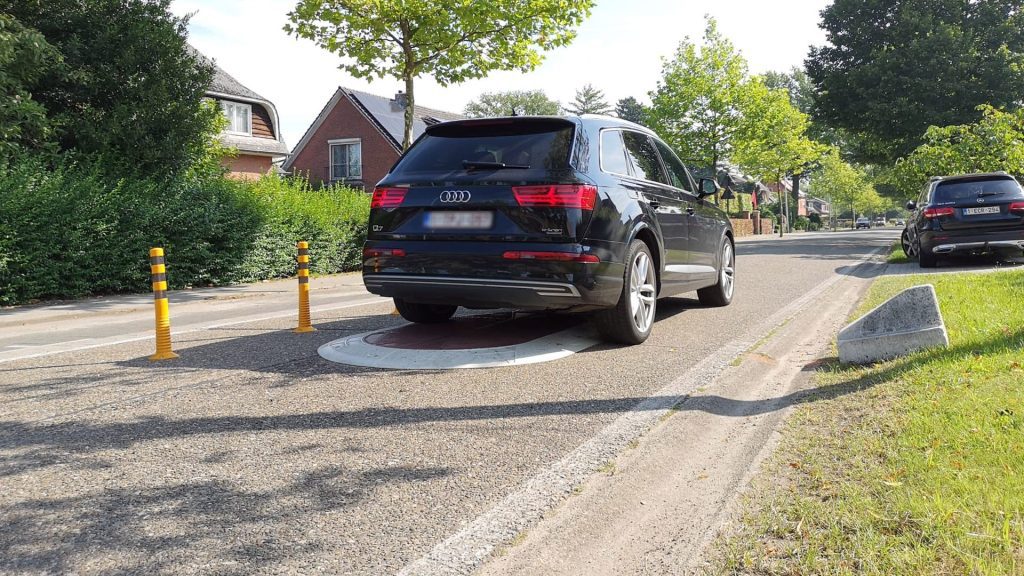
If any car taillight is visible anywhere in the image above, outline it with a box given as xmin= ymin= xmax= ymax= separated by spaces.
xmin=363 ymin=247 xmax=406 ymax=258
xmin=923 ymin=207 xmax=954 ymax=219
xmin=1010 ymin=201 xmax=1024 ymax=214
xmin=502 ymin=251 xmax=600 ymax=263
xmin=371 ymin=187 xmax=407 ymax=209
xmin=512 ymin=184 xmax=598 ymax=210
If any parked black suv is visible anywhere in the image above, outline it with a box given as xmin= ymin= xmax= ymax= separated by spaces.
xmin=901 ymin=172 xmax=1024 ymax=268
xmin=362 ymin=116 xmax=735 ymax=344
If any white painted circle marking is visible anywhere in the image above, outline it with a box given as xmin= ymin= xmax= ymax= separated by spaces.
xmin=317 ymin=326 xmax=598 ymax=370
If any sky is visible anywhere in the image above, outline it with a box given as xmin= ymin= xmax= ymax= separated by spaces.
xmin=171 ymin=0 xmax=831 ymax=149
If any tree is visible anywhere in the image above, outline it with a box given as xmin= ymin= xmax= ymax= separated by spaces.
xmin=2 ymin=0 xmax=218 ymax=175
xmin=647 ymin=18 xmax=748 ymax=173
xmin=807 ymin=0 xmax=1024 ymax=165
xmin=565 ymin=83 xmax=612 ymax=115
xmin=287 ymin=0 xmax=594 ymax=149
xmin=0 ymin=14 xmax=62 ymax=158
xmin=732 ymin=78 xmax=823 ymax=185
xmin=464 ymin=89 xmax=561 ymax=117
xmin=762 ymin=67 xmax=814 ymax=115
xmin=890 ymin=106 xmax=1024 ymax=200
xmin=810 ymin=147 xmax=883 ymax=227
xmin=614 ymin=96 xmax=647 ymax=124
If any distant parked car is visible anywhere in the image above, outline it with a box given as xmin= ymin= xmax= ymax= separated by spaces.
xmin=362 ymin=115 xmax=736 ymax=344
xmin=874 ymin=217 xmax=886 ymax=227
xmin=896 ymin=219 xmax=906 ymax=227
xmin=901 ymin=172 xmax=1024 ymax=268
xmin=855 ymin=217 xmax=871 ymax=229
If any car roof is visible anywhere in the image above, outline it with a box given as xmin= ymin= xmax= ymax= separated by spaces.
xmin=931 ymin=171 xmax=1014 ymax=184
xmin=425 ymin=114 xmax=659 ymax=138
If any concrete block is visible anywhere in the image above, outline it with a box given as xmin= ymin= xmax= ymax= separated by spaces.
xmin=838 ymin=284 xmax=949 ymax=364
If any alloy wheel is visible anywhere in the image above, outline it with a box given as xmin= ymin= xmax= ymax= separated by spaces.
xmin=629 ymin=251 xmax=657 ymax=333
xmin=721 ymin=242 xmax=735 ymax=300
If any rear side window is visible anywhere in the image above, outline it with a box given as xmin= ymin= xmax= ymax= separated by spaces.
xmin=933 ymin=178 xmax=1024 ymax=204
xmin=393 ymin=121 xmax=574 ymax=174
xmin=600 ymin=130 xmax=630 ymax=175
xmin=653 ymin=139 xmax=695 ymax=193
xmin=622 ymin=131 xmax=668 ymax=185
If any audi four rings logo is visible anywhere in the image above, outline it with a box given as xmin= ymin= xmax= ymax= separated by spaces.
xmin=440 ymin=190 xmax=472 ymax=203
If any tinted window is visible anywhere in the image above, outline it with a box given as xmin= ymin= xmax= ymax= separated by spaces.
xmin=622 ymin=131 xmax=668 ymax=185
xmin=394 ymin=121 xmax=573 ymax=173
xmin=933 ymin=178 xmax=1024 ymax=204
xmin=653 ymin=139 xmax=695 ymax=193
xmin=600 ymin=130 xmax=630 ymax=175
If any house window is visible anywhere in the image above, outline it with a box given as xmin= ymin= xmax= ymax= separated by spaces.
xmin=221 ymin=101 xmax=251 ymax=135
xmin=330 ymin=139 xmax=362 ymax=181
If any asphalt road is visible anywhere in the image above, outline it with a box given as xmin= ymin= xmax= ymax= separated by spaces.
xmin=0 ymin=229 xmax=898 ymax=575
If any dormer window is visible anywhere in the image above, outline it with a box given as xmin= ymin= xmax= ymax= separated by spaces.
xmin=221 ymin=101 xmax=251 ymax=135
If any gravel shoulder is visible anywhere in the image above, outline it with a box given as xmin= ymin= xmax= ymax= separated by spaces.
xmin=473 ymin=250 xmax=886 ymax=576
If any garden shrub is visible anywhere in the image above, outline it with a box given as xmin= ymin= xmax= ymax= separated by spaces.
xmin=0 ymin=156 xmax=369 ymax=305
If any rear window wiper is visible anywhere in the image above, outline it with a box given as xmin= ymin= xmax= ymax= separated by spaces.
xmin=977 ymin=190 xmax=1004 ymax=197
xmin=462 ymin=160 xmax=531 ymax=171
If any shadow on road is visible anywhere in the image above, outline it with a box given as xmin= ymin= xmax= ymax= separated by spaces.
xmin=0 ymin=461 xmax=449 ymax=575
xmin=6 ymin=326 xmax=1018 ymax=477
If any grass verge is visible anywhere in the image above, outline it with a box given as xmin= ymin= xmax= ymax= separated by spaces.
xmin=710 ymin=270 xmax=1024 ymax=575
xmin=888 ymin=241 xmax=910 ymax=263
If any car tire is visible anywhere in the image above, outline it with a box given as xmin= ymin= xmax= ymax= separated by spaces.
xmin=593 ymin=239 xmax=657 ymax=345
xmin=393 ymin=298 xmax=457 ymax=323
xmin=901 ymin=230 xmax=918 ymax=259
xmin=698 ymin=237 xmax=736 ymax=307
xmin=918 ymin=242 xmax=938 ymax=268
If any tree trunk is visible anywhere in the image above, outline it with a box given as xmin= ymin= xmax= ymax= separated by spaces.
xmin=400 ymin=23 xmax=415 ymax=151
xmin=791 ymin=173 xmax=801 ymax=232
xmin=403 ymin=72 xmax=415 ymax=150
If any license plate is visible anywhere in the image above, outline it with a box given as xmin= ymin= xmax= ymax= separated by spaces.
xmin=963 ymin=206 xmax=1000 ymax=215
xmin=425 ymin=211 xmax=494 ymax=229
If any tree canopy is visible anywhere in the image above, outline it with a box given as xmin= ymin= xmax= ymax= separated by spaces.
xmin=286 ymin=0 xmax=594 ymax=148
xmin=890 ymin=106 xmax=1024 ymax=200
xmin=1 ymin=0 xmax=217 ymax=175
xmin=731 ymin=77 xmax=823 ymax=184
xmin=614 ymin=96 xmax=647 ymax=124
xmin=464 ymin=89 xmax=561 ymax=117
xmin=647 ymin=18 xmax=748 ymax=171
xmin=806 ymin=0 xmax=1024 ymax=165
xmin=810 ymin=147 xmax=885 ymax=222
xmin=0 ymin=13 xmax=62 ymax=158
xmin=564 ymin=83 xmax=612 ymax=115
xmin=762 ymin=67 xmax=814 ymax=116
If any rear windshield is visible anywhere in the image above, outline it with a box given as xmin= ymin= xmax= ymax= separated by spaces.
xmin=933 ymin=177 xmax=1024 ymax=204
xmin=393 ymin=121 xmax=574 ymax=174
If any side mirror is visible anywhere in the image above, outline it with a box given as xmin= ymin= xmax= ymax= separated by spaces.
xmin=698 ymin=178 xmax=718 ymax=198
xmin=905 ymin=200 xmax=917 ymax=211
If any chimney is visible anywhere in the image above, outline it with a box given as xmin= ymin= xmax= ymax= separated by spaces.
xmin=391 ymin=90 xmax=408 ymax=112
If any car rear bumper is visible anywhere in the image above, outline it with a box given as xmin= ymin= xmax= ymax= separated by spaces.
xmin=921 ymin=229 xmax=1024 ymax=256
xmin=361 ymin=240 xmax=625 ymax=310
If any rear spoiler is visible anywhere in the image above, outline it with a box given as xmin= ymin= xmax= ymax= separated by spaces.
xmin=424 ymin=116 xmax=577 ymax=138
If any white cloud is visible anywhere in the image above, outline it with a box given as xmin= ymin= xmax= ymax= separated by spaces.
xmin=171 ymin=0 xmax=829 ymax=149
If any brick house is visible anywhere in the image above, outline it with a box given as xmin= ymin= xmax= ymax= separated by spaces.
xmin=193 ymin=48 xmax=290 ymax=179
xmin=283 ymin=88 xmax=464 ymax=189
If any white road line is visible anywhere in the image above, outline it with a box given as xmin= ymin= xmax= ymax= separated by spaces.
xmin=0 ymin=297 xmax=387 ymax=364
xmin=397 ymin=245 xmax=889 ymax=576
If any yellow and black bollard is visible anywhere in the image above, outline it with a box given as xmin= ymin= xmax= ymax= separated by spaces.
xmin=295 ymin=241 xmax=316 ymax=333
xmin=148 ymin=247 xmax=179 ymax=360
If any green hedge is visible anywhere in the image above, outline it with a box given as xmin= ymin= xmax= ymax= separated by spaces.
xmin=0 ymin=156 xmax=369 ymax=305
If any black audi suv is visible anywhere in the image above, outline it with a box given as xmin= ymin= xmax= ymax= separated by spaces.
xmin=362 ymin=116 xmax=735 ymax=344
xmin=901 ymin=172 xmax=1024 ymax=268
